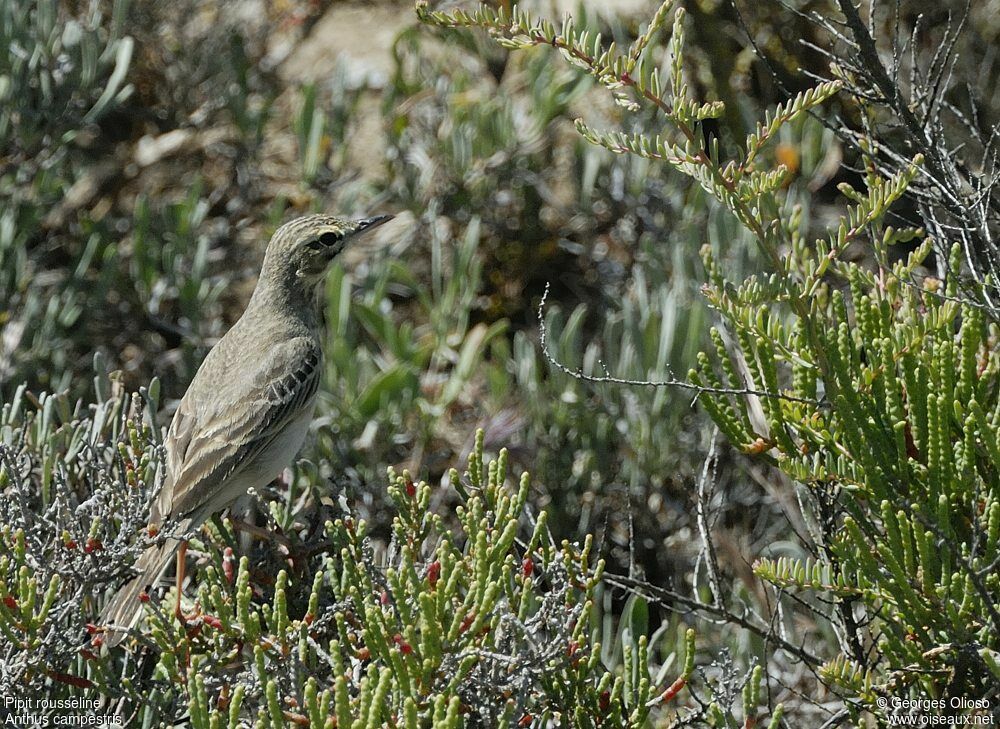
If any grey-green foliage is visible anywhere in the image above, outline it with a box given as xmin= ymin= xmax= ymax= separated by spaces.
xmin=728 ymin=241 xmax=1000 ymax=709
xmin=383 ymin=18 xmax=630 ymax=324
xmin=417 ymin=0 xmax=1000 ymax=720
xmin=0 ymin=373 xmax=160 ymax=696
xmin=310 ymin=205 xmax=729 ymax=579
xmin=796 ymin=0 xmax=1000 ymax=321
xmin=310 ymin=16 xmax=780 ymax=574
xmin=0 ymin=1 xmax=282 ymax=398
xmin=514 ymin=263 xmax=705 ymax=534
xmin=3 ymin=0 xmax=736 ymax=603
xmin=0 ymin=0 xmax=133 ymax=151
xmin=3 ymin=374 xmax=737 ymax=725
xmin=385 ymin=23 xmax=591 ymax=216
xmin=1 ymin=0 xmax=133 ymax=391
xmin=0 ymin=176 xmax=229 ymax=396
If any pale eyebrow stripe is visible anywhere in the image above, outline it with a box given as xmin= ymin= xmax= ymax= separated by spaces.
xmin=276 ymin=214 xmax=342 ymax=240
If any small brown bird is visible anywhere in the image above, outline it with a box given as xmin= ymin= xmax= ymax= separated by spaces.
xmin=99 ymin=213 xmax=392 ymax=645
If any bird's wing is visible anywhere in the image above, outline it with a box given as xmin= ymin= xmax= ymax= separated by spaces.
xmin=158 ymin=336 xmax=322 ymax=522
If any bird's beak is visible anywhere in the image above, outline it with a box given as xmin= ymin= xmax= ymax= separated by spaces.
xmin=350 ymin=214 xmax=394 ymax=237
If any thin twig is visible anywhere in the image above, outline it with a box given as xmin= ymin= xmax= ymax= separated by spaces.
xmin=537 ymin=282 xmax=821 ymax=406
xmin=603 ymin=570 xmax=826 ymax=667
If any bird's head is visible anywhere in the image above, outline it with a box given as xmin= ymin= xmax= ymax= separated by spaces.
xmin=261 ymin=213 xmax=394 ymax=288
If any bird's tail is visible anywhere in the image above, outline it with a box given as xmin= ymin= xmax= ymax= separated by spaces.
xmin=98 ymin=538 xmax=179 ymax=647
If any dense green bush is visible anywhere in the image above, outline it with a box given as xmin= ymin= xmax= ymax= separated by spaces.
xmin=3 ymin=381 xmax=761 ymax=725
xmin=416 ymin=0 xmax=1000 ymax=722
xmin=6 ymin=0 xmax=999 ymax=724
xmin=703 ymin=196 xmax=1000 ymax=708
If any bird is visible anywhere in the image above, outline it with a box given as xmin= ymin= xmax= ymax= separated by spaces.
xmin=99 ymin=213 xmax=393 ymax=646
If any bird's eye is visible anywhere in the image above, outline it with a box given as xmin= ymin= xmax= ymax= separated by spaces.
xmin=305 ymin=232 xmax=343 ymax=251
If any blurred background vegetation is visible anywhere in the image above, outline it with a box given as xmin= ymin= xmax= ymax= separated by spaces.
xmin=3 ymin=0 xmax=1000 ymax=723
xmin=0 ymin=0 xmax=778 ymax=587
